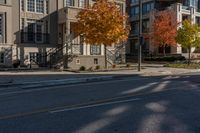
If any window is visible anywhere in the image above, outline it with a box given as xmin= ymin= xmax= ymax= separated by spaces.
xmin=91 ymin=45 xmax=101 ymax=55
xmin=131 ymin=22 xmax=139 ymax=34
xmin=27 ymin=22 xmax=34 ymax=42
xmin=131 ymin=0 xmax=138 ymax=4
xmin=94 ymin=58 xmax=98 ymax=64
xmin=46 ymin=0 xmax=48 ymax=14
xmin=196 ymin=17 xmax=200 ymax=26
xmin=36 ymin=0 xmax=44 ymax=13
xmin=79 ymin=0 xmax=86 ymax=8
xmin=76 ymin=59 xmax=80 ymax=64
xmin=36 ymin=24 xmax=42 ymax=42
xmin=27 ymin=0 xmax=35 ymax=12
xmin=30 ymin=52 xmax=39 ymax=63
xmin=0 ymin=0 xmax=6 ymax=4
xmin=142 ymin=2 xmax=154 ymax=14
xmin=0 ymin=14 xmax=3 ymax=36
xmin=72 ymin=44 xmax=82 ymax=55
xmin=21 ymin=0 xmax=24 ymax=11
xmin=27 ymin=0 xmax=46 ymax=13
xmin=0 ymin=52 xmax=4 ymax=63
xmin=65 ymin=0 xmax=74 ymax=6
xmin=131 ymin=6 xmax=139 ymax=17
xmin=130 ymin=39 xmax=138 ymax=54
xmin=142 ymin=19 xmax=149 ymax=33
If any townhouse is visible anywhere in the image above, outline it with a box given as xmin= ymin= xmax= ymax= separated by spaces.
xmin=0 ymin=0 xmax=126 ymax=69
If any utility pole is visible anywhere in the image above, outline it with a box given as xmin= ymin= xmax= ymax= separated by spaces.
xmin=138 ymin=0 xmax=142 ymax=71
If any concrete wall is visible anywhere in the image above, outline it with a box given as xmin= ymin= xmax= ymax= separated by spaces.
xmin=68 ymin=55 xmax=106 ymax=70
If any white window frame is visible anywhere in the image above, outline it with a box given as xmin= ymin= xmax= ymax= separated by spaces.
xmin=26 ymin=0 xmax=46 ymax=14
xmin=65 ymin=0 xmax=74 ymax=7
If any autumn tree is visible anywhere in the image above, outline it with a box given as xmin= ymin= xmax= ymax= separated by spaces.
xmin=176 ymin=20 xmax=200 ymax=64
xmin=76 ymin=0 xmax=129 ymax=68
xmin=148 ymin=10 xmax=178 ymax=56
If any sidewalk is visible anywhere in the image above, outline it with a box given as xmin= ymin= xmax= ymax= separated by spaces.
xmin=0 ymin=66 xmax=199 ymax=85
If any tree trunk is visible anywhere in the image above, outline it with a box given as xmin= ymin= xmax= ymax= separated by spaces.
xmin=104 ymin=44 xmax=108 ymax=69
xmin=163 ymin=44 xmax=166 ymax=57
xmin=188 ymin=47 xmax=191 ymax=65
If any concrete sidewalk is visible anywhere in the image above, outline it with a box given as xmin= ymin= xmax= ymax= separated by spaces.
xmin=0 ymin=67 xmax=199 ymax=85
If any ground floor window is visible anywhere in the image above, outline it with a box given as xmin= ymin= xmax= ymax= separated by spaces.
xmin=30 ymin=52 xmax=39 ymax=63
xmin=72 ymin=44 xmax=83 ymax=55
xmin=90 ymin=45 xmax=101 ymax=55
xmin=0 ymin=52 xmax=4 ymax=63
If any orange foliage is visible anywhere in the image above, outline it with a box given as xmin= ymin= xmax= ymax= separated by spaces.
xmin=148 ymin=10 xmax=178 ymax=48
xmin=76 ymin=0 xmax=129 ymax=45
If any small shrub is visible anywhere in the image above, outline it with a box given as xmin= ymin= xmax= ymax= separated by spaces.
xmin=126 ymin=64 xmax=131 ymax=68
xmin=12 ymin=59 xmax=20 ymax=68
xmin=79 ymin=66 xmax=86 ymax=71
xmin=95 ymin=65 xmax=100 ymax=70
xmin=112 ymin=64 xmax=116 ymax=68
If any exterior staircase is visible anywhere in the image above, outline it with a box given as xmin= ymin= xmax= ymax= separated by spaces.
xmin=106 ymin=42 xmax=126 ymax=65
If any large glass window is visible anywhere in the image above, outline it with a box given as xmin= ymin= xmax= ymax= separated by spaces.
xmin=27 ymin=22 xmax=34 ymax=42
xmin=65 ymin=0 xmax=74 ymax=6
xmin=142 ymin=2 xmax=154 ymax=14
xmin=36 ymin=0 xmax=44 ymax=13
xmin=72 ymin=44 xmax=82 ymax=55
xmin=130 ymin=6 xmax=139 ymax=17
xmin=131 ymin=22 xmax=139 ymax=34
xmin=0 ymin=0 xmax=6 ymax=4
xmin=46 ymin=0 xmax=48 ymax=14
xmin=21 ymin=0 xmax=24 ymax=11
xmin=27 ymin=0 xmax=46 ymax=13
xmin=91 ymin=45 xmax=101 ymax=55
xmin=27 ymin=0 xmax=35 ymax=12
xmin=79 ymin=0 xmax=86 ymax=8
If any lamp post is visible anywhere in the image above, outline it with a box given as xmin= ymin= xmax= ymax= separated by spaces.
xmin=138 ymin=0 xmax=143 ymax=71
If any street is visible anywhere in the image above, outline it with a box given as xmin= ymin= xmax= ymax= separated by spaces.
xmin=0 ymin=73 xmax=200 ymax=133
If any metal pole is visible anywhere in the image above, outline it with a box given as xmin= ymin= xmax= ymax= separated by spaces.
xmin=138 ymin=0 xmax=142 ymax=71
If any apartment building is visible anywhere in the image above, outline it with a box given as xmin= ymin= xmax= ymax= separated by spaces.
xmin=126 ymin=0 xmax=200 ymax=60
xmin=0 ymin=0 xmax=126 ymax=69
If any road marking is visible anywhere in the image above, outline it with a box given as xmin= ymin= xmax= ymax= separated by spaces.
xmin=50 ymin=98 xmax=141 ymax=113
xmin=0 ymin=77 xmax=149 ymax=97
xmin=0 ymin=85 xmax=196 ymax=120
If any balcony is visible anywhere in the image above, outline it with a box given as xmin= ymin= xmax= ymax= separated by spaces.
xmin=21 ymin=32 xmax=49 ymax=44
xmin=58 ymin=6 xmax=82 ymax=24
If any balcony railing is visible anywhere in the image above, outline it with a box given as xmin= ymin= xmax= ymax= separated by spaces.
xmin=182 ymin=6 xmax=190 ymax=10
xmin=21 ymin=32 xmax=49 ymax=44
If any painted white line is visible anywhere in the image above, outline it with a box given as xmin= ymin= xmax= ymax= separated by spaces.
xmin=50 ymin=98 xmax=141 ymax=113
xmin=0 ymin=77 xmax=149 ymax=97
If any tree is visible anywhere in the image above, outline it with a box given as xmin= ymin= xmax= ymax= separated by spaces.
xmin=76 ymin=0 xmax=129 ymax=68
xmin=148 ymin=10 xmax=178 ymax=56
xmin=176 ymin=20 xmax=200 ymax=65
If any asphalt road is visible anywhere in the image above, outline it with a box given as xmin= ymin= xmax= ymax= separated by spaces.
xmin=0 ymin=73 xmax=200 ymax=133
